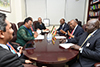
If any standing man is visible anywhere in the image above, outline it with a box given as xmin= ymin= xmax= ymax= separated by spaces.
xmin=57 ymin=18 xmax=69 ymax=36
xmin=0 ymin=13 xmax=24 ymax=67
xmin=65 ymin=19 xmax=100 ymax=67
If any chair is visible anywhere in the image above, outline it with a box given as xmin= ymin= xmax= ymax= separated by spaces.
xmin=17 ymin=22 xmax=24 ymax=28
xmin=10 ymin=23 xmax=20 ymax=46
xmin=23 ymin=64 xmax=37 ymax=67
xmin=10 ymin=23 xmax=17 ymax=42
xmin=33 ymin=21 xmax=38 ymax=29
xmin=82 ymin=24 xmax=86 ymax=32
xmin=94 ymin=62 xmax=100 ymax=67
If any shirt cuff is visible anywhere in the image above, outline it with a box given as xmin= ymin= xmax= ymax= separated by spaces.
xmin=17 ymin=52 xmax=21 ymax=57
xmin=66 ymin=39 xmax=68 ymax=43
xmin=65 ymin=33 xmax=67 ymax=35
xmin=17 ymin=46 xmax=22 ymax=50
xmin=79 ymin=48 xmax=83 ymax=53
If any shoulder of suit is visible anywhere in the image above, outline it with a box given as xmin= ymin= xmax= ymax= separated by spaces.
xmin=0 ymin=46 xmax=13 ymax=58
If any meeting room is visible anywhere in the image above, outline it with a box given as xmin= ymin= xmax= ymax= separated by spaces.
xmin=0 ymin=0 xmax=100 ymax=67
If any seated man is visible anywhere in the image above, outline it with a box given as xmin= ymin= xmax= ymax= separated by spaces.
xmin=63 ymin=19 xmax=100 ymax=67
xmin=57 ymin=18 xmax=69 ymax=36
xmin=36 ymin=17 xmax=48 ymax=31
xmin=7 ymin=42 xmax=33 ymax=64
xmin=61 ymin=19 xmax=84 ymax=39
xmin=16 ymin=17 xmax=38 ymax=47
xmin=0 ymin=13 xmax=23 ymax=67
xmin=28 ymin=17 xmax=36 ymax=32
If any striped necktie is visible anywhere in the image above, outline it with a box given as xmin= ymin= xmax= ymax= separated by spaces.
xmin=69 ymin=29 xmax=74 ymax=39
xmin=81 ymin=34 xmax=91 ymax=47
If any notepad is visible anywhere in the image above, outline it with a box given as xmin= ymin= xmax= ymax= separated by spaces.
xmin=35 ymin=35 xmax=44 ymax=40
xmin=59 ymin=43 xmax=74 ymax=49
xmin=55 ymin=36 xmax=66 ymax=39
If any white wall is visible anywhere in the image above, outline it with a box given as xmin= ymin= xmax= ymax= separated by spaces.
xmin=26 ymin=0 xmax=89 ymax=25
xmin=47 ymin=0 xmax=65 ymax=25
xmin=0 ymin=0 xmax=89 ymax=26
xmin=66 ymin=0 xmax=86 ymax=24
xmin=26 ymin=0 xmax=46 ymax=21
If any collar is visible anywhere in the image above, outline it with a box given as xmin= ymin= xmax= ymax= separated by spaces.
xmin=0 ymin=43 xmax=9 ymax=50
xmin=90 ymin=29 xmax=97 ymax=36
xmin=74 ymin=25 xmax=78 ymax=30
xmin=62 ymin=23 xmax=65 ymax=27
xmin=72 ymin=25 xmax=78 ymax=34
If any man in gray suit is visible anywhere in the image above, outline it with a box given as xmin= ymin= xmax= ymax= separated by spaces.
xmin=0 ymin=13 xmax=24 ymax=67
xmin=64 ymin=19 xmax=100 ymax=67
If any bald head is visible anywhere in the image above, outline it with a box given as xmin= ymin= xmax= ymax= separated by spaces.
xmin=69 ymin=19 xmax=78 ymax=29
xmin=86 ymin=19 xmax=100 ymax=34
xmin=88 ymin=19 xmax=99 ymax=29
xmin=38 ymin=17 xmax=42 ymax=23
xmin=60 ymin=18 xmax=65 ymax=25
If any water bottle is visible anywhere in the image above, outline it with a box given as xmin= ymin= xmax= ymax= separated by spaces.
xmin=47 ymin=32 xmax=52 ymax=43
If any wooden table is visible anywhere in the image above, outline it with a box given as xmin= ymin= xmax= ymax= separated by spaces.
xmin=23 ymin=34 xmax=79 ymax=67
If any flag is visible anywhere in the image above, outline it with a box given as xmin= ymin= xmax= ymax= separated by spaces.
xmin=51 ymin=25 xmax=55 ymax=34
xmin=52 ymin=36 xmax=56 ymax=45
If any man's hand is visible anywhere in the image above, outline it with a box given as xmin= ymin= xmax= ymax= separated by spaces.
xmin=60 ymin=29 xmax=66 ymax=34
xmin=70 ymin=45 xmax=81 ymax=50
xmin=68 ymin=31 xmax=74 ymax=38
xmin=59 ymin=39 xmax=66 ymax=43
xmin=34 ymin=32 xmax=38 ymax=38
xmin=45 ymin=29 xmax=49 ymax=31
xmin=19 ymin=47 xmax=23 ymax=54
xmin=25 ymin=60 xmax=33 ymax=64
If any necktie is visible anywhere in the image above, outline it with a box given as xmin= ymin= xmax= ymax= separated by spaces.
xmin=77 ymin=34 xmax=92 ymax=60
xmin=7 ymin=43 xmax=17 ymax=53
xmin=81 ymin=34 xmax=91 ymax=47
xmin=69 ymin=29 xmax=74 ymax=39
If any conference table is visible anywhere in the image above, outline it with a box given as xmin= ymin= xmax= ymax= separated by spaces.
xmin=23 ymin=34 xmax=79 ymax=67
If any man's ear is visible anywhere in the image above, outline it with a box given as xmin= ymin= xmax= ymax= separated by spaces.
xmin=0 ymin=30 xmax=4 ymax=38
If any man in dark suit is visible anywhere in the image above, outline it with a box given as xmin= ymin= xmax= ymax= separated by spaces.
xmin=61 ymin=19 xmax=84 ymax=39
xmin=65 ymin=19 xmax=100 ymax=67
xmin=0 ymin=13 xmax=24 ymax=67
xmin=36 ymin=17 xmax=48 ymax=31
xmin=57 ymin=18 xmax=69 ymax=36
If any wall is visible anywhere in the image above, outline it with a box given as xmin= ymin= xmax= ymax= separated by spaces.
xmin=0 ymin=0 xmax=89 ymax=25
xmin=26 ymin=0 xmax=89 ymax=25
xmin=66 ymin=0 xmax=87 ymax=24
xmin=0 ymin=0 xmax=26 ymax=24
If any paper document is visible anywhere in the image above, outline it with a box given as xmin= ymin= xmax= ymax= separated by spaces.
xmin=55 ymin=36 xmax=66 ymax=39
xmin=37 ymin=30 xmax=41 ymax=34
xmin=59 ymin=43 xmax=74 ymax=49
xmin=42 ymin=30 xmax=49 ymax=32
xmin=35 ymin=35 xmax=44 ymax=40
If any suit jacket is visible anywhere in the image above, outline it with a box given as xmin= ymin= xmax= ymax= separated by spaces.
xmin=72 ymin=25 xmax=84 ymax=37
xmin=57 ymin=23 xmax=69 ymax=35
xmin=0 ymin=46 xmax=24 ymax=67
xmin=36 ymin=22 xmax=46 ymax=30
xmin=68 ymin=29 xmax=100 ymax=67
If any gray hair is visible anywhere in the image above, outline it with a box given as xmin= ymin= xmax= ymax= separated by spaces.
xmin=0 ymin=13 xmax=7 ymax=32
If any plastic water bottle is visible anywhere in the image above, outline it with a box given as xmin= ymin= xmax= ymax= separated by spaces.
xmin=47 ymin=32 xmax=52 ymax=43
